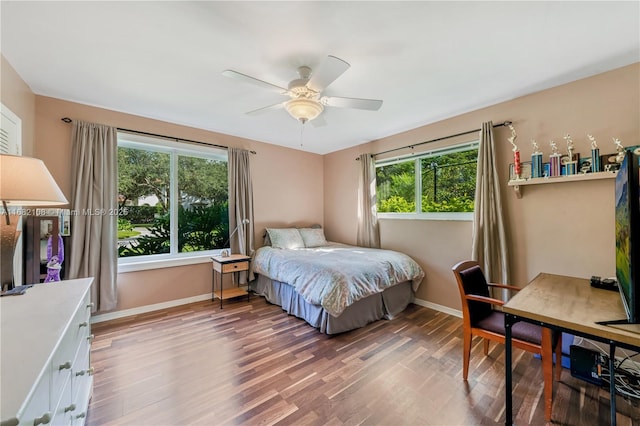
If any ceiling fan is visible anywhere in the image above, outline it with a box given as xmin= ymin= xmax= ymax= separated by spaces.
xmin=222 ymin=55 xmax=383 ymax=124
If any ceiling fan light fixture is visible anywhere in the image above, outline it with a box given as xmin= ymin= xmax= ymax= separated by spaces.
xmin=285 ymin=98 xmax=324 ymax=123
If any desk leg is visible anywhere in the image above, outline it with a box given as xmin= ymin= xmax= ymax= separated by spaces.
xmin=505 ymin=313 xmax=514 ymax=426
xmin=609 ymin=341 xmax=617 ymax=426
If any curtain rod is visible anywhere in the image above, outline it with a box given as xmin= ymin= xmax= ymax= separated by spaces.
xmin=61 ymin=117 xmax=256 ymax=154
xmin=355 ymin=120 xmax=511 ymax=160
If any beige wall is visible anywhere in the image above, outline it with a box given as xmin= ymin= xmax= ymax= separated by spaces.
xmin=1 ymin=55 xmax=36 ymax=155
xmin=33 ymin=96 xmax=323 ymax=312
xmin=4 ymin=51 xmax=638 ymax=315
xmin=324 ymin=63 xmax=640 ymax=311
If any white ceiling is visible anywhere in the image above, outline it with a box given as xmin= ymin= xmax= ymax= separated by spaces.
xmin=1 ymin=1 xmax=638 ymax=155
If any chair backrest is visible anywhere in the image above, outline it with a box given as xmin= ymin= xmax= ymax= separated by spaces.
xmin=452 ymin=260 xmax=493 ymax=326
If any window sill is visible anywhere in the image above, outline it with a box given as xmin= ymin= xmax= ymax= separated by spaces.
xmin=378 ymin=212 xmax=473 ymax=221
xmin=118 ymin=252 xmax=221 ymax=273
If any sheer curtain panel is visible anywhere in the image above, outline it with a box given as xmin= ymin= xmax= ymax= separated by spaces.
xmin=68 ymin=120 xmax=118 ymax=312
xmin=471 ymin=121 xmax=509 ymax=285
xmin=356 ymin=153 xmax=380 ymax=248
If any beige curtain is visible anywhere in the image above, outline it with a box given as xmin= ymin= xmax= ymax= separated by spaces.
xmin=471 ymin=121 xmax=509 ymax=284
xmin=228 ymin=148 xmax=255 ymax=281
xmin=68 ymin=120 xmax=118 ymax=312
xmin=356 ymin=153 xmax=380 ymax=248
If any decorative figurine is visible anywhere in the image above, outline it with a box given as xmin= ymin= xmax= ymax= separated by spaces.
xmin=614 ymin=138 xmax=625 ymax=163
xmin=588 ymin=134 xmax=600 ymax=172
xmin=44 ymin=234 xmax=64 ymax=283
xmin=508 ymin=124 xmax=524 ymax=180
xmin=531 ymin=139 xmax=543 ymax=178
xmin=564 ymin=134 xmax=577 ymax=175
xmin=549 ymin=140 xmax=561 ymax=177
xmin=44 ymin=256 xmax=63 ymax=282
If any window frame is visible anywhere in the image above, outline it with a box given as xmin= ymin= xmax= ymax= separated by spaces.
xmin=117 ymin=132 xmax=229 ymax=270
xmin=376 ymin=141 xmax=478 ymax=221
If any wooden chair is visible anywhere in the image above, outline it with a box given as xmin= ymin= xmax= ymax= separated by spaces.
xmin=452 ymin=260 xmax=562 ymax=422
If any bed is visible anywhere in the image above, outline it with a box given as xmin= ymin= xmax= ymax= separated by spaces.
xmin=250 ymin=227 xmax=425 ymax=334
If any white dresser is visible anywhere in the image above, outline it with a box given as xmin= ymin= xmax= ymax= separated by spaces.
xmin=1 ymin=278 xmax=94 ymax=426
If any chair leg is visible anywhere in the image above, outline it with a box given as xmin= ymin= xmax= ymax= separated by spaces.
xmin=541 ymin=327 xmax=554 ymax=422
xmin=463 ymin=331 xmax=472 ymax=380
xmin=483 ymin=338 xmax=489 ymax=356
xmin=554 ymin=331 xmax=563 ymax=381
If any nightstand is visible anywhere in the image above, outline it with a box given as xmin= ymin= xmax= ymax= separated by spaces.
xmin=211 ymin=254 xmax=251 ymax=308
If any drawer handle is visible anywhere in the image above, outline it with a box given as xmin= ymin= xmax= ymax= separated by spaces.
xmin=58 ymin=361 xmax=72 ymax=370
xmin=64 ymin=404 xmax=76 ymax=413
xmin=88 ymin=334 xmax=95 ymax=342
xmin=79 ymin=321 xmax=89 ymax=328
xmin=87 ymin=302 xmax=95 ymax=309
xmin=34 ymin=412 xmax=51 ymax=425
xmin=76 ymin=367 xmax=94 ymax=376
xmin=75 ymin=412 xmax=86 ymax=420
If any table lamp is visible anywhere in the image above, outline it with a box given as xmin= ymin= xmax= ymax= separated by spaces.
xmin=220 ymin=218 xmax=250 ymax=257
xmin=0 ymin=154 xmax=68 ymax=290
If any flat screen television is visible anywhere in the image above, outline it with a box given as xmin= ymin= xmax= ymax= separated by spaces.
xmin=614 ymin=148 xmax=640 ymax=324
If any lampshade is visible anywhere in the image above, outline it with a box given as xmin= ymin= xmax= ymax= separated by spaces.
xmin=285 ymin=98 xmax=324 ymax=123
xmin=0 ymin=154 xmax=68 ymax=207
xmin=1 ymin=154 xmax=68 ymax=290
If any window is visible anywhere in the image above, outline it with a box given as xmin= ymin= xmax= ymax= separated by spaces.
xmin=117 ymin=133 xmax=228 ymax=261
xmin=376 ymin=142 xmax=478 ymax=218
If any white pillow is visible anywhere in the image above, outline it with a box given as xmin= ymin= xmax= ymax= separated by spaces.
xmin=266 ymin=228 xmax=305 ymax=249
xmin=299 ymin=228 xmax=328 ymax=247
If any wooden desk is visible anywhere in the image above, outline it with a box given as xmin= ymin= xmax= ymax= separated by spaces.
xmin=211 ymin=254 xmax=251 ymax=308
xmin=503 ymin=273 xmax=640 ymax=425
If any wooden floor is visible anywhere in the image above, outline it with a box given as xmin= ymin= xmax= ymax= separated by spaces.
xmin=87 ymin=297 xmax=640 ymax=425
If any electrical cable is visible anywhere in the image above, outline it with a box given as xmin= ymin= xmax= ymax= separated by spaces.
xmin=600 ymin=356 xmax=640 ymax=400
xmin=573 ymin=337 xmax=640 ymax=400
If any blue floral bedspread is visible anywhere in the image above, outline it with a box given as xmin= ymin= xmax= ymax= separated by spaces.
xmin=252 ymin=243 xmax=425 ymax=317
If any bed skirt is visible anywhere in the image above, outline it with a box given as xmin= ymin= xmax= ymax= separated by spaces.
xmin=251 ymin=274 xmax=414 ymax=334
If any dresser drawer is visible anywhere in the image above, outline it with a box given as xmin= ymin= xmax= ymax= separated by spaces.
xmin=49 ymin=375 xmax=72 ymax=426
xmin=50 ymin=320 xmax=90 ymax=407
xmin=71 ymin=358 xmax=92 ymax=426
xmin=50 ymin=292 xmax=91 ymax=417
xmin=72 ymin=346 xmax=91 ymax=402
xmin=18 ymin=371 xmax=51 ymax=426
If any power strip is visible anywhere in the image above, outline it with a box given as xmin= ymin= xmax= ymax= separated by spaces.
xmin=573 ymin=337 xmax=640 ymax=374
xmin=570 ymin=345 xmax=605 ymax=386
xmin=570 ymin=345 xmax=640 ymax=399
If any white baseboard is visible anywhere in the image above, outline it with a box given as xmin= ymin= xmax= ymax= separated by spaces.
xmin=91 ymin=294 xmax=462 ymax=324
xmin=91 ymin=293 xmax=212 ymax=324
xmin=412 ymin=297 xmax=462 ymax=318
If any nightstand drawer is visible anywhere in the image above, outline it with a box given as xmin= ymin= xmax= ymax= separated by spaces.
xmin=221 ymin=261 xmax=249 ymax=273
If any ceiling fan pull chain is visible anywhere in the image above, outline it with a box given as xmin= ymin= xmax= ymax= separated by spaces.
xmin=300 ymin=121 xmax=306 ymax=147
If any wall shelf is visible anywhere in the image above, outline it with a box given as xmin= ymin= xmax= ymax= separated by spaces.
xmin=508 ymin=171 xmax=617 ymax=198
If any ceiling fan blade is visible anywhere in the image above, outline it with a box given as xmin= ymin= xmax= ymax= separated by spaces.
xmin=222 ymin=70 xmax=287 ymax=93
xmin=322 ymin=96 xmax=383 ymax=111
xmin=245 ymin=102 xmax=284 ymax=116
xmin=306 ymin=55 xmax=350 ymax=92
